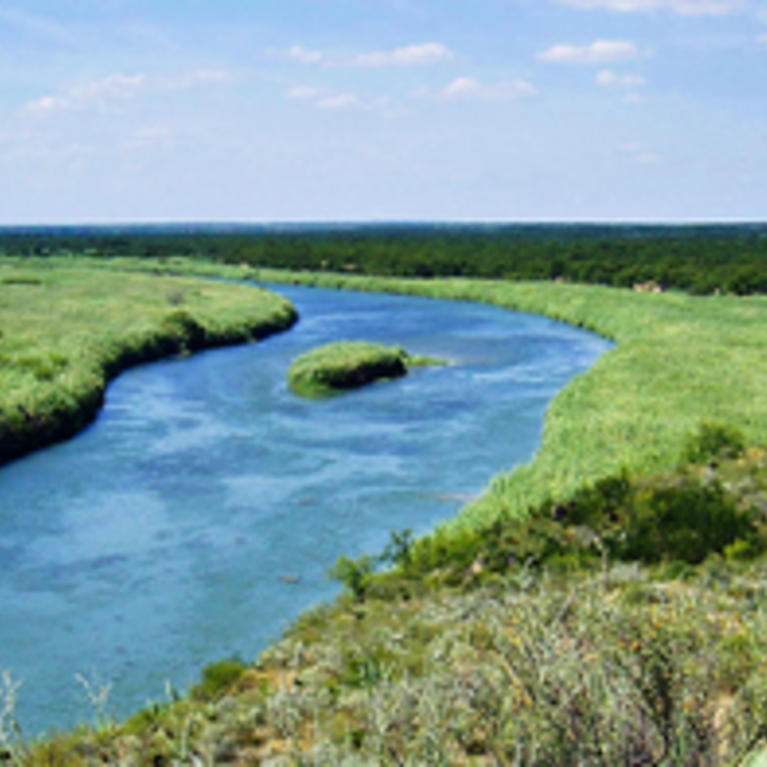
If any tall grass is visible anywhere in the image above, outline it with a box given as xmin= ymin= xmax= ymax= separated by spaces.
xmin=0 ymin=259 xmax=297 ymax=465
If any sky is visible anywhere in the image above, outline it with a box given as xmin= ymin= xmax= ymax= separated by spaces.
xmin=0 ymin=0 xmax=765 ymax=223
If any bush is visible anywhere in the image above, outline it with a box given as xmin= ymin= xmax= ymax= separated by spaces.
xmin=330 ymin=555 xmax=376 ymax=603
xmin=684 ymin=421 xmax=745 ymax=464
xmin=288 ymin=341 xmax=408 ymax=398
xmin=191 ymin=658 xmax=246 ymax=701
xmin=615 ymin=479 xmax=756 ymax=564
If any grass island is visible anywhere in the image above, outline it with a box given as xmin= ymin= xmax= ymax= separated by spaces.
xmin=288 ymin=341 xmax=445 ymax=398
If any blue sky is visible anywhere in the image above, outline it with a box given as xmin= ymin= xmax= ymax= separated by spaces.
xmin=0 ymin=0 xmax=765 ymax=223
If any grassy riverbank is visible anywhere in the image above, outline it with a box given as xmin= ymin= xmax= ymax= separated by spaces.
xmin=0 ymin=259 xmax=297 ymax=466
xmin=83 ymin=256 xmax=767 ymax=529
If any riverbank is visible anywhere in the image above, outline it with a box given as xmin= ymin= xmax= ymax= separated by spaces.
xmin=73 ymin=256 xmax=767 ymax=530
xmin=0 ymin=260 xmax=297 ymax=466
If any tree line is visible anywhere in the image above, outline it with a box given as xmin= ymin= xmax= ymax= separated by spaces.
xmin=2 ymin=222 xmax=767 ymax=295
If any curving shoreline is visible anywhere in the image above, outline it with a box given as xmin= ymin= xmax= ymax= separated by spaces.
xmin=45 ymin=257 xmax=767 ymax=531
xmin=0 ymin=264 xmax=298 ymax=467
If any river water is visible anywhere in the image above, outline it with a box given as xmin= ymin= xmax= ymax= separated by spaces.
xmin=0 ymin=283 xmax=611 ymax=736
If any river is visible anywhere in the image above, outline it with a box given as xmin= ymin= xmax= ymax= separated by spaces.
xmin=0 ymin=283 xmax=611 ymax=735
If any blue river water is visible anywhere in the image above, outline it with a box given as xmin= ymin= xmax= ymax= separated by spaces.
xmin=0 ymin=284 xmax=611 ymax=736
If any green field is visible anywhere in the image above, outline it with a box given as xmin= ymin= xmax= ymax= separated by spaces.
xmin=7 ymin=256 xmax=767 ymax=764
xmin=0 ymin=259 xmax=297 ymax=466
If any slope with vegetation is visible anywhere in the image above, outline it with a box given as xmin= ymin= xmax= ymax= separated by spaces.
xmin=15 ymin=440 xmax=767 ymax=765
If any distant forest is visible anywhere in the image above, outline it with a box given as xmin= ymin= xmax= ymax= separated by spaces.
xmin=2 ymin=223 xmax=767 ymax=295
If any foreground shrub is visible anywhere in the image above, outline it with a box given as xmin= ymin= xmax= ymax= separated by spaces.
xmin=368 ymin=456 xmax=767 ymax=592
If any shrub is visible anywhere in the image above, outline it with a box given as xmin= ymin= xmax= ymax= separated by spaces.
xmin=191 ymin=658 xmax=246 ymax=701
xmin=159 ymin=309 xmax=206 ymax=352
xmin=329 ymin=555 xmax=376 ymax=602
xmin=288 ymin=341 xmax=408 ymax=398
xmin=684 ymin=421 xmax=745 ymax=464
xmin=615 ymin=479 xmax=756 ymax=564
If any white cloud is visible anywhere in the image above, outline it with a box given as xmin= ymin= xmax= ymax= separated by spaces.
xmin=636 ymin=152 xmax=661 ymax=164
xmin=554 ymin=0 xmax=744 ymax=14
xmin=23 ymin=70 xmax=237 ymax=115
xmin=538 ymin=40 xmax=640 ymax=64
xmin=131 ymin=126 xmax=176 ymax=149
xmin=284 ymin=84 xmax=363 ymax=110
xmin=158 ymin=69 xmax=238 ymax=90
xmin=288 ymin=45 xmax=324 ymax=64
xmin=317 ymin=93 xmax=359 ymax=110
xmin=25 ymin=73 xmax=145 ymax=113
xmin=355 ymin=42 xmax=454 ymax=67
xmin=622 ymin=92 xmax=645 ymax=104
xmin=0 ymin=7 xmax=78 ymax=46
xmin=440 ymin=77 xmax=537 ymax=100
xmin=26 ymin=95 xmax=68 ymax=113
xmin=596 ymin=69 xmax=647 ymax=88
xmin=285 ymin=86 xmax=324 ymax=100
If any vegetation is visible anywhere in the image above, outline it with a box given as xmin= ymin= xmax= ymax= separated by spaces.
xmin=288 ymin=341 xmax=445 ymax=398
xmin=28 ymin=256 xmax=767 ymax=530
xmin=190 ymin=266 xmax=767 ymax=536
xmin=14 ymin=450 xmax=767 ymax=765
xmin=0 ymin=258 xmax=297 ymax=466
xmin=7 ymin=249 xmax=767 ymax=763
xmin=3 ymin=222 xmax=767 ymax=294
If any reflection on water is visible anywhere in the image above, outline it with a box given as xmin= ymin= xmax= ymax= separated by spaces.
xmin=0 ymin=284 xmax=611 ymax=735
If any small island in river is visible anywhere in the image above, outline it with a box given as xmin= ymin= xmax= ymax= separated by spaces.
xmin=288 ymin=340 xmax=445 ymax=398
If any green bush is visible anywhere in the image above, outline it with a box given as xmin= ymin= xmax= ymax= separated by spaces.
xmin=191 ymin=658 xmax=246 ymax=701
xmin=684 ymin=421 xmax=745 ymax=464
xmin=329 ymin=555 xmax=376 ymax=602
xmin=288 ymin=341 xmax=408 ymax=398
xmin=616 ymin=479 xmax=755 ymax=564
xmin=159 ymin=309 xmax=206 ymax=351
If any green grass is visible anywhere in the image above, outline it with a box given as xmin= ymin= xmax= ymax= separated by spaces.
xmin=19 ymin=452 xmax=767 ymax=765
xmin=20 ymin=540 xmax=767 ymax=763
xmin=288 ymin=341 xmax=408 ymax=397
xmin=288 ymin=341 xmax=444 ymax=398
xmin=0 ymin=258 xmax=297 ymax=465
